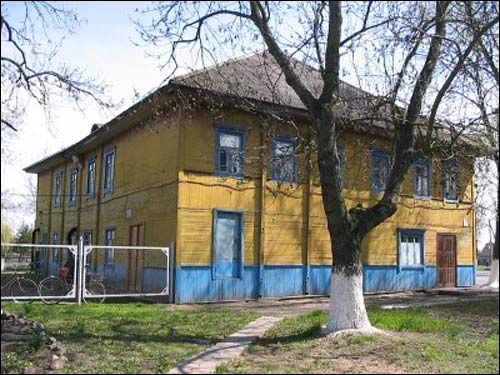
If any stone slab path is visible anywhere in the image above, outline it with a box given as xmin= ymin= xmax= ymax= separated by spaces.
xmin=168 ymin=316 xmax=282 ymax=374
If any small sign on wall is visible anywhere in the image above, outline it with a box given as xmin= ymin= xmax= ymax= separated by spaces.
xmin=463 ymin=218 xmax=469 ymax=227
xmin=125 ymin=208 xmax=133 ymax=219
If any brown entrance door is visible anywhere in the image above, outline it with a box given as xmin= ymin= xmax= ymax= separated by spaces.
xmin=436 ymin=234 xmax=456 ymax=288
xmin=128 ymin=224 xmax=145 ymax=293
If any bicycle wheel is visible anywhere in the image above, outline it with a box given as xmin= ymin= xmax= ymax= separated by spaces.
xmin=39 ymin=277 xmax=66 ymax=304
xmin=84 ymin=280 xmax=106 ymax=303
xmin=9 ymin=278 xmax=40 ymax=303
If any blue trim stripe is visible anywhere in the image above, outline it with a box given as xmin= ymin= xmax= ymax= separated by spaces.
xmin=173 ymin=264 xmax=476 ymax=303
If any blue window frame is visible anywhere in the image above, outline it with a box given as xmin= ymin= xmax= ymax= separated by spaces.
xmin=104 ymin=228 xmax=115 ymax=266
xmin=86 ymin=158 xmax=96 ymax=197
xmin=398 ymin=229 xmax=425 ymax=270
xmin=82 ymin=231 xmax=92 ymax=246
xmin=371 ymin=150 xmax=390 ymax=193
xmin=53 ymin=171 xmax=63 ymax=207
xmin=69 ymin=168 xmax=78 ymax=207
xmin=443 ymin=159 xmax=459 ymax=203
xmin=215 ymin=126 xmax=244 ymax=177
xmin=103 ymin=148 xmax=115 ymax=193
xmin=414 ymin=158 xmax=432 ymax=199
xmin=271 ymin=136 xmax=297 ymax=183
xmin=212 ymin=210 xmax=244 ymax=280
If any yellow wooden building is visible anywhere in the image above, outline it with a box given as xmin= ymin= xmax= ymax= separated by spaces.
xmin=25 ymin=53 xmax=477 ymax=303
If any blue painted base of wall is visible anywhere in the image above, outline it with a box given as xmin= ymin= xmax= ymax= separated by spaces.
xmin=175 ymin=264 xmax=476 ymax=303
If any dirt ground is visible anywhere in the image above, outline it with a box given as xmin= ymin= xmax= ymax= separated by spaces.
xmin=176 ymin=287 xmax=499 ymax=318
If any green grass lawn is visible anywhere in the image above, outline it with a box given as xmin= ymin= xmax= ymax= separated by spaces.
xmin=2 ymin=302 xmax=258 ymax=374
xmin=217 ymin=298 xmax=499 ymax=374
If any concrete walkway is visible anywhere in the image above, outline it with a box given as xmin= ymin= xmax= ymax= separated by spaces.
xmin=168 ymin=316 xmax=283 ymax=374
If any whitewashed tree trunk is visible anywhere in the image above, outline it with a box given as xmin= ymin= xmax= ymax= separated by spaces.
xmin=486 ymin=259 xmax=499 ymax=289
xmin=326 ymin=269 xmax=373 ymax=333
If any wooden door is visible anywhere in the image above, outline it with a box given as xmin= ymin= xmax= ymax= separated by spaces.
xmin=436 ymin=234 xmax=456 ymax=288
xmin=128 ymin=224 xmax=145 ymax=292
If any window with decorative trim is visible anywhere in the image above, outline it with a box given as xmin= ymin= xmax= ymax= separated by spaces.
xmin=103 ymin=148 xmax=115 ymax=193
xmin=69 ymin=169 xmax=78 ymax=206
xmin=54 ymin=171 xmax=63 ymax=207
xmin=271 ymin=137 xmax=297 ymax=183
xmin=414 ymin=159 xmax=431 ymax=199
xmin=371 ymin=150 xmax=390 ymax=193
xmin=86 ymin=158 xmax=96 ymax=197
xmin=104 ymin=228 xmax=115 ymax=266
xmin=443 ymin=159 xmax=459 ymax=202
xmin=398 ymin=229 xmax=425 ymax=268
xmin=216 ymin=127 xmax=244 ymax=177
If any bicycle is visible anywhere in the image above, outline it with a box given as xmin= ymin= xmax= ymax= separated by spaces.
xmin=1 ymin=263 xmax=40 ymax=303
xmin=39 ymin=264 xmax=106 ymax=304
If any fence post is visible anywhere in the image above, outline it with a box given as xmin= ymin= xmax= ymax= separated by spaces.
xmin=77 ymin=236 xmax=84 ymax=306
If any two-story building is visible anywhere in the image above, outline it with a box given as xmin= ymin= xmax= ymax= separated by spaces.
xmin=25 ymin=52 xmax=477 ymax=303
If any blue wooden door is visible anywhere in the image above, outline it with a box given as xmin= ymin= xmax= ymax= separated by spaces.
xmin=214 ymin=212 xmax=242 ymax=279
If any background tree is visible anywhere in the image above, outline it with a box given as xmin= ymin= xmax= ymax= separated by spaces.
xmin=1 ymin=1 xmax=115 ymax=232
xmin=136 ymin=1 xmax=499 ymax=333
xmin=13 ymin=223 xmax=33 ymax=244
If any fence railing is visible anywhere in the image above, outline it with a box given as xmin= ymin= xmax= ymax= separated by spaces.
xmin=1 ymin=240 xmax=170 ymax=304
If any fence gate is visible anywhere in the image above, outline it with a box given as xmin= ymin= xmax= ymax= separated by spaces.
xmin=1 ymin=240 xmax=170 ymax=304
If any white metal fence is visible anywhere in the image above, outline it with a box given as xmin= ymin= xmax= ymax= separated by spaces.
xmin=1 ymin=239 xmax=170 ymax=304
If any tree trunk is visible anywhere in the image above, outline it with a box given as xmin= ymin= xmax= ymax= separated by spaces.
xmin=487 ymin=216 xmax=499 ymax=288
xmin=314 ymin=107 xmax=373 ymax=334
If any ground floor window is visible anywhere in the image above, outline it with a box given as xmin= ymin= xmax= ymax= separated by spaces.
xmin=398 ymin=229 xmax=425 ymax=268
xmin=104 ymin=228 xmax=115 ymax=266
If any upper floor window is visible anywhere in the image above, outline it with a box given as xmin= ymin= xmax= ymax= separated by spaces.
xmin=216 ymin=127 xmax=244 ymax=177
xmin=69 ymin=169 xmax=78 ymax=206
xmin=104 ymin=228 xmax=115 ymax=265
xmin=398 ymin=229 xmax=425 ymax=268
xmin=86 ymin=158 xmax=96 ymax=197
xmin=371 ymin=150 xmax=390 ymax=193
xmin=54 ymin=171 xmax=63 ymax=207
xmin=443 ymin=159 xmax=459 ymax=202
xmin=271 ymin=137 xmax=297 ymax=183
xmin=414 ymin=159 xmax=431 ymax=199
xmin=103 ymin=148 xmax=115 ymax=193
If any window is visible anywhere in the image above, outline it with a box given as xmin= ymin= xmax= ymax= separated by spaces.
xmin=216 ymin=127 xmax=244 ymax=177
xmin=398 ymin=229 xmax=425 ymax=268
xmin=271 ymin=137 xmax=297 ymax=182
xmin=104 ymin=228 xmax=115 ymax=265
xmin=69 ymin=169 xmax=78 ymax=206
xmin=414 ymin=159 xmax=431 ymax=199
xmin=86 ymin=158 xmax=96 ymax=197
xmin=54 ymin=171 xmax=63 ymax=207
xmin=82 ymin=231 xmax=92 ymax=246
xmin=371 ymin=150 xmax=390 ymax=193
xmin=443 ymin=159 xmax=459 ymax=202
xmin=103 ymin=148 xmax=115 ymax=193
xmin=51 ymin=232 xmax=59 ymax=263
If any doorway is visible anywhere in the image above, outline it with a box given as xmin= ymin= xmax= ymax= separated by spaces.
xmin=436 ymin=234 xmax=456 ymax=288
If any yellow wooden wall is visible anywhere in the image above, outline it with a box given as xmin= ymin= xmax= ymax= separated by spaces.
xmin=34 ymin=107 xmax=181 ymax=268
xmin=34 ymin=102 xmax=476 ymax=270
xmin=176 ymin=108 xmax=476 ymax=267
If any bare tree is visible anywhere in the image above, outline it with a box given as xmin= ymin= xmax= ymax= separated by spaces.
xmin=136 ymin=1 xmax=499 ymax=333
xmin=1 ymin=1 xmax=112 ymax=133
